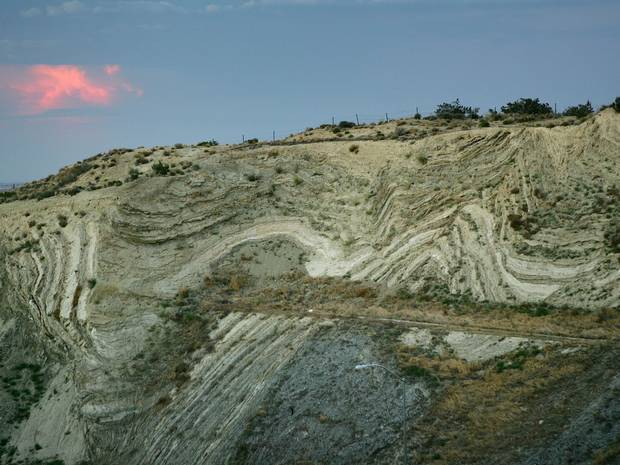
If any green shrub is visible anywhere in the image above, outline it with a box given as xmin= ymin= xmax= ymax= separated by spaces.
xmin=478 ymin=119 xmax=490 ymax=128
xmin=349 ymin=144 xmax=360 ymax=154
xmin=604 ymin=220 xmax=620 ymax=253
xmin=501 ymin=98 xmax=552 ymax=115
xmin=613 ymin=97 xmax=620 ymax=113
xmin=338 ymin=121 xmax=356 ymax=128
xmin=435 ymin=99 xmax=479 ymax=119
xmin=57 ymin=215 xmax=68 ymax=228
xmin=416 ymin=154 xmax=428 ymax=165
xmin=244 ymin=173 xmax=261 ymax=182
xmin=152 ymin=161 xmax=170 ymax=176
xmin=128 ymin=168 xmax=140 ymax=180
xmin=196 ymin=139 xmax=218 ymax=147
xmin=563 ymin=101 xmax=593 ymax=118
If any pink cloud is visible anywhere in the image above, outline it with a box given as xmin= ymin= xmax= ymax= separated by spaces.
xmin=104 ymin=64 xmax=121 ymax=76
xmin=2 ymin=64 xmax=142 ymax=115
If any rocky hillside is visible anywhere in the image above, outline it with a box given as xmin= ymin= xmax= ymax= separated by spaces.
xmin=0 ymin=110 xmax=619 ymax=465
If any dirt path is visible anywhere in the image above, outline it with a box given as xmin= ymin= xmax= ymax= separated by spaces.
xmin=312 ymin=311 xmax=615 ymax=344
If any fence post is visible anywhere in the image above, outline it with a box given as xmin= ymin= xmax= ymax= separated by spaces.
xmin=385 ymin=113 xmax=389 ymax=122
xmin=332 ymin=116 xmax=335 ymax=125
xmin=273 ymin=130 xmax=275 ymax=142
xmin=242 ymin=134 xmax=245 ymax=143
xmin=356 ymin=113 xmax=359 ymax=125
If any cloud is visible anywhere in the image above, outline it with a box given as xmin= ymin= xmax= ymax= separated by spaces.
xmin=93 ymin=1 xmax=187 ymax=14
xmin=104 ymin=64 xmax=121 ymax=76
xmin=206 ymin=4 xmax=220 ymax=13
xmin=46 ymin=1 xmax=84 ymax=16
xmin=20 ymin=7 xmax=43 ymax=17
xmin=0 ymin=65 xmax=142 ymax=115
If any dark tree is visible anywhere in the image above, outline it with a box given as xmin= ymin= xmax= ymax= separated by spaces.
xmin=613 ymin=97 xmax=620 ymax=113
xmin=435 ymin=99 xmax=480 ymax=119
xmin=501 ymin=98 xmax=553 ymax=115
xmin=338 ymin=121 xmax=356 ymax=128
xmin=563 ymin=101 xmax=593 ymax=118
xmin=152 ymin=161 xmax=170 ymax=176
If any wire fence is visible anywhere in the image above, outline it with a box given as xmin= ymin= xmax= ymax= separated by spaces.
xmin=235 ymin=98 xmax=603 ymax=144
xmin=239 ymin=108 xmax=434 ymax=144
xmin=0 ymin=183 xmax=23 ymax=192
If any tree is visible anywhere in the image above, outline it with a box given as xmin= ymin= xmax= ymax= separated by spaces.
xmin=563 ymin=101 xmax=593 ymax=118
xmin=613 ymin=97 xmax=620 ymax=113
xmin=152 ymin=161 xmax=170 ymax=176
xmin=501 ymin=98 xmax=553 ymax=115
xmin=435 ymin=99 xmax=480 ymax=119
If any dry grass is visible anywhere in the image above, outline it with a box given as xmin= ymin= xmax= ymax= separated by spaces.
xmin=215 ymin=273 xmax=619 ymax=341
xmin=415 ymin=348 xmax=593 ymax=464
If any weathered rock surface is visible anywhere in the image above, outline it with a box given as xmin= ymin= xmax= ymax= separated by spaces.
xmin=0 ymin=110 xmax=619 ymax=464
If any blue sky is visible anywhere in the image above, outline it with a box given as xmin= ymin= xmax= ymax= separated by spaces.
xmin=0 ymin=0 xmax=619 ymax=182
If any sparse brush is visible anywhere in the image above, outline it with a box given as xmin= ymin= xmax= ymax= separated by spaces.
xmin=349 ymin=144 xmax=360 ymax=154
xmin=228 ymin=274 xmax=246 ymax=291
xmin=152 ymin=161 xmax=170 ymax=176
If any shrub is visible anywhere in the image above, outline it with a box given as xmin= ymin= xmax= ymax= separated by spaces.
xmin=152 ymin=161 xmax=170 ymax=176
xmin=196 ymin=139 xmax=218 ymax=147
xmin=349 ymin=144 xmax=360 ymax=154
xmin=478 ymin=119 xmax=490 ymax=128
xmin=87 ymin=278 xmax=97 ymax=289
xmin=501 ymin=98 xmax=552 ymax=115
xmin=604 ymin=220 xmax=620 ymax=253
xmin=128 ymin=168 xmax=140 ymax=180
xmin=563 ymin=101 xmax=593 ymax=118
xmin=435 ymin=99 xmax=479 ymax=119
xmin=414 ymin=113 xmax=422 ymax=120
xmin=338 ymin=121 xmax=356 ymax=128
xmin=57 ymin=215 xmax=68 ymax=228
xmin=613 ymin=97 xmax=620 ymax=113
xmin=393 ymin=127 xmax=408 ymax=137
xmin=244 ymin=173 xmax=261 ymax=182
xmin=55 ymin=162 xmax=92 ymax=188
xmin=246 ymin=138 xmax=259 ymax=144
xmin=174 ymin=143 xmax=185 ymax=149
xmin=416 ymin=154 xmax=428 ymax=165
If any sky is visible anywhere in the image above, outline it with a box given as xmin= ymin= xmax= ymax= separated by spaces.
xmin=0 ymin=0 xmax=619 ymax=182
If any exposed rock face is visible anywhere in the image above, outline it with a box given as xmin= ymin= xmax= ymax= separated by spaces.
xmin=0 ymin=111 xmax=619 ymax=464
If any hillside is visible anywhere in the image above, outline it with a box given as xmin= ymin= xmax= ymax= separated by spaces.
xmin=0 ymin=110 xmax=619 ymax=465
